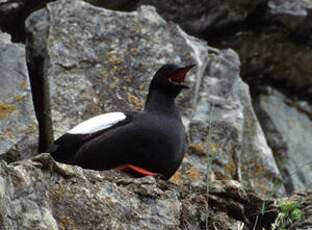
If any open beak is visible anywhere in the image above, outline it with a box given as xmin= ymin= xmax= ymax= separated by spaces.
xmin=169 ymin=64 xmax=195 ymax=88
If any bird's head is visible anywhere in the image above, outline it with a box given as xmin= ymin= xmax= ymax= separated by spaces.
xmin=149 ymin=63 xmax=195 ymax=97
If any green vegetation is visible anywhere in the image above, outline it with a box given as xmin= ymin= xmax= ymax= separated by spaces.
xmin=271 ymin=200 xmax=302 ymax=230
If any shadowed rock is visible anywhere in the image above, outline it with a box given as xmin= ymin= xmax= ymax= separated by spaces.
xmin=0 ymin=32 xmax=38 ymax=162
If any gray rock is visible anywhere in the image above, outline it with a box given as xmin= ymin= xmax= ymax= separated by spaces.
xmin=269 ymin=0 xmax=312 ymax=16
xmin=254 ymin=87 xmax=312 ymax=194
xmin=0 ymin=0 xmax=138 ymax=42
xmin=24 ymin=0 xmax=283 ymax=197
xmin=0 ymin=153 xmax=279 ymax=230
xmin=210 ymin=0 xmax=312 ymax=195
xmin=0 ymin=32 xmax=38 ymax=162
xmin=184 ymin=49 xmax=284 ymax=196
xmin=28 ymin=1 xmax=198 ymax=138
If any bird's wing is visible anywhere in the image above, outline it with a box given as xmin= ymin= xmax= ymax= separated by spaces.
xmin=48 ymin=111 xmax=136 ymax=163
xmin=67 ymin=112 xmax=127 ymax=134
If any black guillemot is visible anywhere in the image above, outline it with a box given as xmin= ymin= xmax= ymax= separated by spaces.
xmin=48 ymin=63 xmax=195 ymax=179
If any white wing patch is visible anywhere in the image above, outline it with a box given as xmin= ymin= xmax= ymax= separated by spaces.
xmin=67 ymin=112 xmax=127 ymax=134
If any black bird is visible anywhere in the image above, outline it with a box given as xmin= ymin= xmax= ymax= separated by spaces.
xmin=48 ymin=63 xmax=195 ymax=179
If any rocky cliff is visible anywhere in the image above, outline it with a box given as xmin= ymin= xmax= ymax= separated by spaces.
xmin=0 ymin=0 xmax=311 ymax=229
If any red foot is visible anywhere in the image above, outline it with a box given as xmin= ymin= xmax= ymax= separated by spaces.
xmin=113 ymin=164 xmax=157 ymax=176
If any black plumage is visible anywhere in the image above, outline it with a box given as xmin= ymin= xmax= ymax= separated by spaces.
xmin=48 ymin=63 xmax=195 ymax=179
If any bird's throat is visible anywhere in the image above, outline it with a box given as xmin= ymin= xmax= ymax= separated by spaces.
xmin=144 ymin=89 xmax=178 ymax=114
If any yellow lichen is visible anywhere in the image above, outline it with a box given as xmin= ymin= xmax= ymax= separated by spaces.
xmin=0 ymin=101 xmax=17 ymax=119
xmin=139 ymin=82 xmax=146 ymax=89
xmin=186 ymin=168 xmax=199 ymax=180
xmin=6 ymin=132 xmax=14 ymax=138
xmin=127 ymin=93 xmax=140 ymax=106
xmin=111 ymin=65 xmax=119 ymax=73
xmin=21 ymin=127 xmax=28 ymax=133
xmin=19 ymin=81 xmax=27 ymax=87
xmin=133 ymin=23 xmax=141 ymax=31
xmin=254 ymin=182 xmax=268 ymax=195
xmin=215 ymin=171 xmax=230 ymax=180
xmin=106 ymin=51 xmax=122 ymax=65
xmin=21 ymin=123 xmax=35 ymax=133
xmin=186 ymin=108 xmax=192 ymax=113
xmin=106 ymin=196 xmax=112 ymax=203
xmin=253 ymin=163 xmax=265 ymax=178
xmin=109 ymin=77 xmax=119 ymax=89
xmin=224 ymin=160 xmax=236 ymax=175
xmin=170 ymin=169 xmax=183 ymax=185
xmin=123 ymin=76 xmax=131 ymax=82
xmin=189 ymin=141 xmax=205 ymax=153
xmin=0 ymin=136 xmax=6 ymax=140
xmin=15 ymin=94 xmax=23 ymax=101
xmin=130 ymin=47 xmax=139 ymax=53
xmin=58 ymin=216 xmax=77 ymax=230
xmin=54 ymin=184 xmax=65 ymax=199
xmin=13 ymin=147 xmax=21 ymax=152
xmin=86 ymin=201 xmax=92 ymax=206
xmin=209 ymin=142 xmax=218 ymax=151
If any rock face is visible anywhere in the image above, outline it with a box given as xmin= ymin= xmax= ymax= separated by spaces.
xmin=138 ymin=1 xmax=312 ymax=196
xmin=0 ymin=0 xmax=311 ymax=228
xmin=178 ymin=49 xmax=283 ymax=195
xmin=0 ymin=32 xmax=38 ymax=162
xmin=178 ymin=0 xmax=312 ymax=195
xmin=26 ymin=0 xmax=196 ymax=138
xmin=24 ymin=0 xmax=282 ymax=196
xmin=0 ymin=0 xmax=138 ymax=42
xmin=253 ymin=87 xmax=312 ymax=194
xmin=1 ymin=0 xmax=311 ymax=199
xmin=0 ymin=153 xmax=279 ymax=230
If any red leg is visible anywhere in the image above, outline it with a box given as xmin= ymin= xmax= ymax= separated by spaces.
xmin=112 ymin=164 xmax=157 ymax=176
